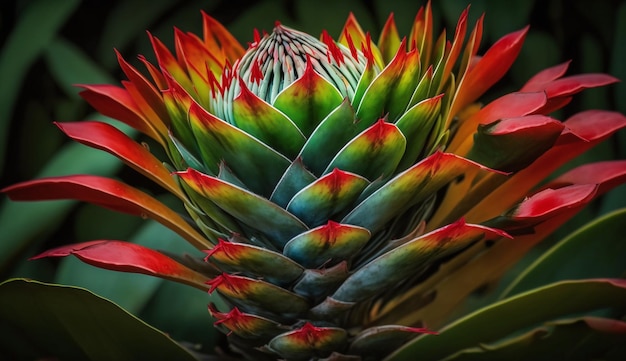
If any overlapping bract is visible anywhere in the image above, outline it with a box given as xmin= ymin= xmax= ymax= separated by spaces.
xmin=3 ymin=3 xmax=626 ymax=360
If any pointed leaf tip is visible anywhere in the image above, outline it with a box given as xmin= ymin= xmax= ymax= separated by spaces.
xmin=513 ymin=184 xmax=598 ymax=219
xmin=204 ymin=239 xmax=304 ymax=285
xmin=177 ymin=168 xmax=308 ymax=247
xmin=268 ymin=322 xmax=348 ymax=360
xmin=2 ymin=175 xmax=209 ymax=249
xmin=31 ymin=241 xmax=209 ymax=290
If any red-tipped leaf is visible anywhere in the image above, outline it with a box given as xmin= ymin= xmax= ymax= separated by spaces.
xmin=32 ymin=241 xmax=209 ymax=290
xmin=2 ymin=175 xmax=210 ymax=249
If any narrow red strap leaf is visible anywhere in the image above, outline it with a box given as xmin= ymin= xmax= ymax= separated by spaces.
xmin=545 ymin=160 xmax=626 ymax=195
xmin=2 ymin=175 xmax=210 ymax=249
xmin=513 ymin=184 xmax=598 ymax=219
xmin=78 ymin=84 xmax=161 ymax=141
xmin=450 ymin=26 xmax=528 ymax=118
xmin=485 ymin=184 xmax=598 ymax=235
xmin=115 ymin=49 xmax=170 ymax=126
xmin=55 ymin=121 xmax=185 ymax=199
xmin=32 ymin=240 xmax=209 ymax=290
xmin=520 ymin=61 xmax=571 ymax=92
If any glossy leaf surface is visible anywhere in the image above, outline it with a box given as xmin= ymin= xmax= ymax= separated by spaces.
xmin=0 ymin=279 xmax=197 ymax=361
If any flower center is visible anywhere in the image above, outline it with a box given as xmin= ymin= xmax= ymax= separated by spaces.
xmin=213 ymin=24 xmax=368 ymax=123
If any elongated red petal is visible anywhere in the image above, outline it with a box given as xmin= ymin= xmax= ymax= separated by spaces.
xmin=115 ymin=50 xmax=170 ymax=133
xmin=513 ymin=184 xmax=598 ymax=219
xmin=464 ymin=110 xmax=626 ymax=223
xmin=78 ymin=84 xmax=161 ymax=141
xmin=448 ymin=91 xmax=548 ymax=155
xmin=201 ymin=11 xmax=245 ymax=63
xmin=544 ymin=73 xmax=619 ymax=98
xmin=450 ymin=27 xmax=528 ymax=120
xmin=31 ymin=241 xmax=208 ymax=290
xmin=2 ymin=175 xmax=210 ymax=249
xmin=520 ymin=61 xmax=571 ymax=91
xmin=544 ymin=160 xmax=626 ymax=195
xmin=55 ymin=121 xmax=185 ymax=199
xmin=467 ymin=115 xmax=564 ymax=172
xmin=149 ymin=32 xmax=194 ymax=94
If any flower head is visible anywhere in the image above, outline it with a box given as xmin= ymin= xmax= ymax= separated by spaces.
xmin=3 ymin=3 xmax=626 ymax=360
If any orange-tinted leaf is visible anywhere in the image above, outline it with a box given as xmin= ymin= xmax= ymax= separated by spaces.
xmin=201 ymin=11 xmax=245 ymax=64
xmin=2 ymin=175 xmax=210 ymax=249
xmin=464 ymin=110 xmax=626 ymax=223
xmin=55 ymin=121 xmax=184 ymax=199
xmin=78 ymin=84 xmax=160 ymax=141
xmin=450 ymin=27 xmax=528 ymax=122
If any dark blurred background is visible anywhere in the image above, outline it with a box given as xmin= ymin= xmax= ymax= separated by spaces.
xmin=1 ymin=0 xmax=625 ymax=352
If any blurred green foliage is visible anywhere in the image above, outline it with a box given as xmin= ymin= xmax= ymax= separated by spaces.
xmin=0 ymin=0 xmax=625 ymax=356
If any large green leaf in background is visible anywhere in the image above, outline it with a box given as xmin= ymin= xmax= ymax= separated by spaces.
xmin=442 ymin=317 xmax=626 ymax=361
xmin=1 ymin=1 xmax=625 ymax=360
xmin=387 ymin=279 xmax=626 ymax=361
xmin=0 ymin=279 xmax=198 ymax=361
xmin=0 ymin=1 xmax=127 ymax=274
xmin=502 ymin=208 xmax=626 ymax=298
xmin=54 ymin=217 xmax=224 ymax=350
xmin=0 ymin=0 xmax=80 ymax=176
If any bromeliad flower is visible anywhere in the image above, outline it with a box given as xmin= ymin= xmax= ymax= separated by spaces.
xmin=3 ymin=3 xmax=626 ymax=360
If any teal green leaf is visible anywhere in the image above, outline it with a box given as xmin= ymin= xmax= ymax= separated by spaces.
xmin=208 ymin=273 xmax=309 ymax=316
xmin=332 ymin=220 xmax=507 ymax=304
xmin=168 ymin=133 xmax=208 ymax=174
xmin=387 ymin=279 xmax=626 ymax=361
xmin=284 ymin=221 xmax=371 ymax=269
xmin=407 ymin=65 xmax=434 ymax=110
xmin=189 ymin=102 xmax=290 ymax=197
xmin=208 ymin=303 xmax=284 ymax=342
xmin=395 ymin=94 xmax=443 ymax=171
xmin=287 ymin=169 xmax=369 ymax=228
xmin=350 ymin=325 xmax=436 ymax=359
xmin=232 ymin=81 xmax=306 ymax=159
xmin=501 ymin=208 xmax=626 ymax=298
xmin=268 ymin=323 xmax=348 ymax=361
xmin=299 ymin=99 xmax=360 ymax=176
xmin=270 ymin=159 xmax=317 ymax=208
xmin=386 ymin=49 xmax=422 ymax=121
xmin=324 ymin=120 xmax=406 ymax=181
xmin=355 ymin=47 xmax=410 ymax=130
xmin=180 ymin=181 xmax=244 ymax=237
xmin=273 ymin=61 xmax=344 ymax=136
xmin=352 ymin=56 xmax=379 ymax=114
xmin=0 ymin=279 xmax=197 ymax=361
xmin=343 ymin=152 xmax=494 ymax=233
xmin=293 ymin=262 xmax=350 ymax=300
xmin=177 ymin=168 xmax=308 ymax=249
xmin=216 ymin=162 xmax=248 ymax=189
